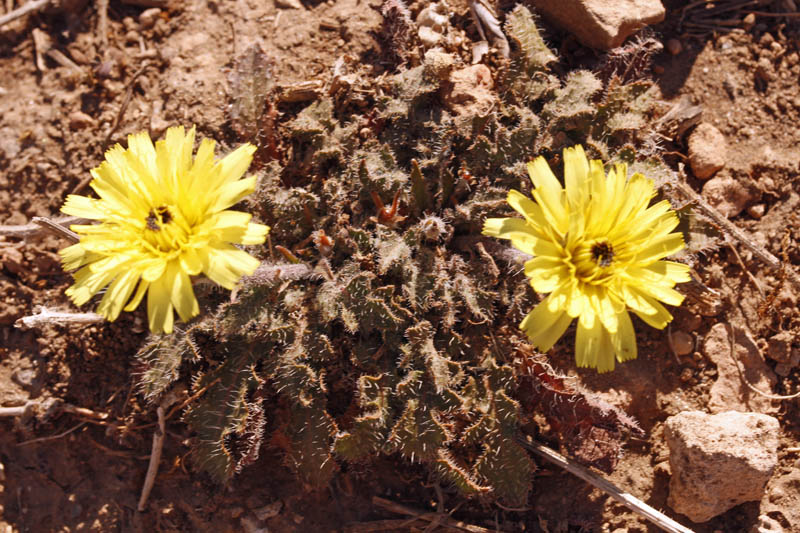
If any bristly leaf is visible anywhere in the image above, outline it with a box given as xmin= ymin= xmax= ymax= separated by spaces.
xmin=183 ymin=347 xmax=265 ymax=482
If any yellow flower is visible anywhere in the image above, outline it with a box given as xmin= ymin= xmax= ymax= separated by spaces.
xmin=483 ymin=146 xmax=690 ymax=372
xmin=59 ymin=126 xmax=269 ymax=334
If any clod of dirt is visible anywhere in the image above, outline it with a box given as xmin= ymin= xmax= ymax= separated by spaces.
xmin=669 ymin=330 xmax=694 ymax=356
xmin=703 ymin=324 xmax=778 ymax=414
xmin=423 ymin=48 xmax=455 ymax=81
xmin=766 ymin=331 xmax=793 ymax=364
xmin=665 ymin=410 xmax=779 ymax=523
xmin=528 ymin=0 xmax=665 ymax=50
xmin=702 ymin=174 xmax=753 ymax=218
xmin=688 ymin=122 xmax=727 ymax=179
xmin=762 ymin=470 xmax=800 ymax=532
xmin=443 ymin=65 xmax=495 ymax=116
xmin=666 ymin=38 xmax=682 ymax=56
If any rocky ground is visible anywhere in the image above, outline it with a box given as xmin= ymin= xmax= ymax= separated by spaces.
xmin=1 ymin=0 xmax=800 ymax=531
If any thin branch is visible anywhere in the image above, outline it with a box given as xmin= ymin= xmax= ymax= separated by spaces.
xmin=137 ymin=405 xmax=166 ymax=512
xmin=0 ymin=0 xmax=50 ymax=28
xmin=17 ymin=421 xmax=88 ymax=446
xmin=0 ymin=216 xmax=84 ymax=241
xmin=0 ymin=402 xmax=36 ymax=417
xmin=15 ymin=307 xmax=104 ymax=330
xmin=670 ymin=178 xmax=800 ymax=291
xmin=515 ymin=437 xmax=696 ymax=533
xmin=32 ymin=216 xmax=80 ymax=242
xmin=372 ymin=496 xmax=500 ymax=533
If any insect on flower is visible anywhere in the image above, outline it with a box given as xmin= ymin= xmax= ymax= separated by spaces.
xmin=59 ymin=126 xmax=269 ymax=334
xmin=483 ymin=145 xmax=690 ymax=372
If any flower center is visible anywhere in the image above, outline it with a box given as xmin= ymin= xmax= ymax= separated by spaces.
xmin=142 ymin=205 xmax=190 ymax=254
xmin=571 ymin=239 xmax=616 ymax=284
xmin=591 ymin=241 xmax=614 ymax=267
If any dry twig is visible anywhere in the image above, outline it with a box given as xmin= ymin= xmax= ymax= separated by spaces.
xmin=137 ymin=405 xmax=166 ymax=511
xmin=372 ymin=496 xmax=500 ymax=533
xmin=515 ymin=437 xmax=695 ymax=533
xmin=0 ymin=216 xmax=83 ymax=241
xmin=671 ymin=177 xmax=800 ymax=291
xmin=15 ymin=307 xmax=104 ymax=329
xmin=0 ymin=0 xmax=50 ymax=28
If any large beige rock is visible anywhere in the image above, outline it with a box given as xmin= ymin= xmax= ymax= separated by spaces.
xmin=665 ymin=411 xmax=779 ymax=523
xmin=528 ymin=0 xmax=665 ymax=50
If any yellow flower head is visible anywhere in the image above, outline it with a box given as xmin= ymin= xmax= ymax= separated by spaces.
xmin=60 ymin=126 xmax=269 ymax=334
xmin=483 ymin=146 xmax=690 ymax=372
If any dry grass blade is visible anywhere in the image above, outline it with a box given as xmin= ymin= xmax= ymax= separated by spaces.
xmin=515 ymin=437 xmax=696 ymax=533
xmin=0 ymin=0 xmax=51 ymax=27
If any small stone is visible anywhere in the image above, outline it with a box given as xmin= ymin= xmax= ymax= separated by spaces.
xmin=423 ymin=48 xmax=455 ymax=81
xmin=443 ymin=65 xmax=495 ymax=117
xmin=748 ymin=204 xmax=765 ymax=219
xmin=666 ymin=38 xmax=682 ymax=55
xmin=665 ymin=410 xmax=779 ymax=523
xmin=418 ymin=26 xmax=443 ymax=48
xmin=139 ymin=8 xmax=162 ymax=29
xmin=751 ymin=514 xmax=785 ymax=533
xmin=253 ymin=501 xmax=282 ymax=521
xmin=688 ymin=123 xmax=727 ymax=179
xmin=702 ymin=175 xmax=752 ymax=218
xmin=276 ymin=0 xmax=304 ymax=9
xmin=68 ymin=111 xmax=95 ymax=130
xmin=766 ymin=331 xmax=793 ymax=363
xmin=670 ymin=330 xmax=694 ymax=356
xmin=756 ymin=57 xmax=774 ymax=83
xmin=679 ymin=367 xmax=693 ymax=383
xmin=742 ymin=13 xmax=756 ymax=30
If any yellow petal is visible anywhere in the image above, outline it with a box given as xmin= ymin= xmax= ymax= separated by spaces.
xmin=528 ymin=157 xmax=568 ymax=234
xmin=207 ymin=176 xmax=257 ymax=214
xmin=563 ymin=145 xmax=590 ymax=209
xmin=611 ymin=310 xmax=637 ymax=363
xmin=147 ymin=275 xmax=174 ymax=334
xmin=520 ymin=295 xmax=573 ymax=352
xmin=96 ymin=268 xmax=140 ymax=321
xmin=167 ymin=261 xmax=199 ymax=322
xmin=575 ymin=312 xmax=615 ymax=372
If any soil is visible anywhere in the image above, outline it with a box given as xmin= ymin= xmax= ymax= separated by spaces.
xmin=1 ymin=0 xmax=799 ymax=532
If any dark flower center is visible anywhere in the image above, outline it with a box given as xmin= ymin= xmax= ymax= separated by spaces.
xmin=146 ymin=205 xmax=172 ymax=231
xmin=591 ymin=241 xmax=614 ymax=267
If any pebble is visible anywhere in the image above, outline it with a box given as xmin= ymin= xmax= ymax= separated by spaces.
xmin=69 ymin=111 xmax=95 ymax=130
xmin=702 ymin=175 xmax=753 ymax=218
xmin=666 ymin=38 xmax=682 ymax=55
xmin=748 ymin=204 xmax=765 ymax=219
xmin=688 ymin=123 xmax=727 ymax=179
xmin=670 ymin=330 xmax=694 ymax=356
xmin=742 ymin=13 xmax=756 ymax=30
xmin=139 ymin=8 xmax=162 ymax=30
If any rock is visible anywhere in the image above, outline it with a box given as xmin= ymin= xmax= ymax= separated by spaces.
xmin=665 ymin=410 xmax=779 ymax=523
xmin=751 ymin=514 xmax=785 ymax=533
xmin=742 ymin=12 xmax=756 ymax=30
xmin=766 ymin=331 xmax=793 ymax=363
xmin=669 ymin=330 xmax=694 ymax=356
xmin=443 ymin=65 xmax=495 ymax=117
xmin=703 ymin=323 xmax=778 ymax=414
xmin=761 ymin=470 xmax=800 ymax=532
xmin=702 ymin=175 xmax=752 ymax=218
xmin=688 ymin=123 xmax=727 ymax=179
xmin=666 ymin=38 xmax=682 ymax=55
xmin=748 ymin=204 xmax=766 ymax=219
xmin=68 ymin=111 xmax=95 ymax=130
xmin=528 ymin=0 xmax=665 ymax=50
xmin=275 ymin=0 xmax=304 ymax=9
xmin=423 ymin=48 xmax=455 ymax=81
xmin=138 ymin=8 xmax=162 ymax=29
